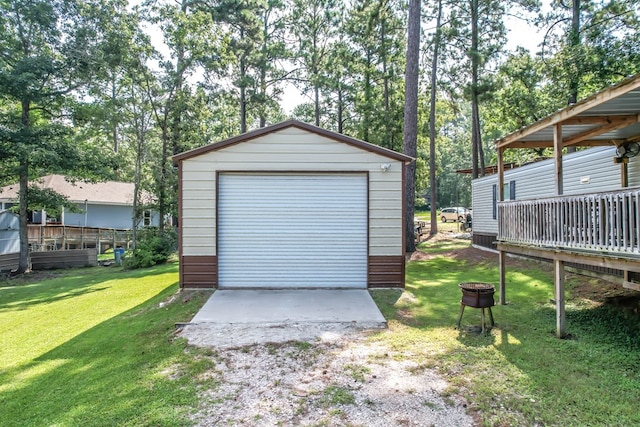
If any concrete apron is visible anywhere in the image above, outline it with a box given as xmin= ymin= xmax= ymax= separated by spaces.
xmin=179 ymin=289 xmax=387 ymax=349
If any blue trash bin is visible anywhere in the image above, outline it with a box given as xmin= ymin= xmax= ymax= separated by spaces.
xmin=114 ymin=247 xmax=125 ymax=265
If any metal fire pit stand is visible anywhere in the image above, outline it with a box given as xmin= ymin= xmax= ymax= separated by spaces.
xmin=456 ymin=282 xmax=495 ymax=334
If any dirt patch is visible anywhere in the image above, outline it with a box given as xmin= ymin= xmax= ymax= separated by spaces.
xmin=409 ymin=244 xmax=494 ymax=264
xmin=190 ymin=332 xmax=473 ymax=427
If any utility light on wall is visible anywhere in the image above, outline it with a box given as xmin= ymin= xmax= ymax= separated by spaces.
xmin=380 ymin=163 xmax=391 ymax=172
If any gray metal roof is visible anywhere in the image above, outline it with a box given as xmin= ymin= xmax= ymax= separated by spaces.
xmin=495 ymin=74 xmax=640 ymax=149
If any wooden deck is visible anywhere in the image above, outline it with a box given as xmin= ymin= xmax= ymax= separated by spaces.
xmin=27 ymin=225 xmax=132 ymax=253
xmin=498 ymin=188 xmax=640 ymax=256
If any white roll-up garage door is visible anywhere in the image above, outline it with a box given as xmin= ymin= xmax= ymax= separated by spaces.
xmin=218 ymin=173 xmax=368 ymax=288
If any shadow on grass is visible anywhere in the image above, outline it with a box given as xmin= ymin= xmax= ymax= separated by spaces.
xmin=372 ymin=246 xmax=640 ymax=425
xmin=0 ymin=265 xmax=177 ymax=313
xmin=0 ymin=284 xmax=216 ymax=427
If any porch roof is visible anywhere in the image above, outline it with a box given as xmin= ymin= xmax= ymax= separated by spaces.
xmin=495 ymin=73 xmax=640 ymax=150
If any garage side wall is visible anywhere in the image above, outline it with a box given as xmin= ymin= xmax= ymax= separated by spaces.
xmin=180 ymin=127 xmax=405 ymax=288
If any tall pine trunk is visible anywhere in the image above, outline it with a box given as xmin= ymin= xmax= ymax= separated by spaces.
xmin=470 ymin=0 xmax=481 ymax=178
xmin=429 ymin=0 xmax=443 ymax=235
xmin=403 ymin=0 xmax=420 ymax=253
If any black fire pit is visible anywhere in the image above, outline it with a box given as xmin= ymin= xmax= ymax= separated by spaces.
xmin=456 ymin=282 xmax=495 ymax=334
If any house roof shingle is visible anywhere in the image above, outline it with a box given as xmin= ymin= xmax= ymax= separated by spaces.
xmin=0 ymin=175 xmax=148 ymax=206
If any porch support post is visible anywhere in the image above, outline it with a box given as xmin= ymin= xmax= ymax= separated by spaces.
xmin=554 ymin=258 xmax=566 ymax=338
xmin=497 ymin=147 xmax=505 ymax=201
xmin=553 ymin=124 xmax=563 ymax=195
xmin=553 ymin=124 xmax=566 ymax=338
xmin=499 ymin=250 xmax=506 ymax=305
xmin=620 ymin=158 xmax=629 ymax=188
xmin=497 ymin=147 xmax=506 ymax=304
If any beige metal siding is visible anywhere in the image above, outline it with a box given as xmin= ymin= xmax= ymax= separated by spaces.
xmin=180 ymin=127 xmax=403 ymax=258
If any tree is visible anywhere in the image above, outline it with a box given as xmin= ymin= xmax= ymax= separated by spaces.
xmin=0 ymin=0 xmax=115 ymax=273
xmin=540 ymin=0 xmax=640 ymax=105
xmin=290 ymin=0 xmax=340 ymax=126
xmin=345 ymin=0 xmax=405 ymax=149
xmin=428 ymin=0 xmax=444 ymax=235
xmin=142 ymin=0 xmax=222 ymax=230
xmin=251 ymin=0 xmax=289 ymax=128
xmin=403 ymin=0 xmax=420 ymax=253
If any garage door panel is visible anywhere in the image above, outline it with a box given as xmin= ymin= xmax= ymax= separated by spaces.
xmin=218 ymin=173 xmax=367 ymax=289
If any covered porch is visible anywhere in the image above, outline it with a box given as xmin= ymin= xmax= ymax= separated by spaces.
xmin=494 ymin=74 xmax=640 ymax=337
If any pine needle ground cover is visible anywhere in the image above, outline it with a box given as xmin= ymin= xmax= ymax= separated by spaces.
xmin=371 ymin=236 xmax=640 ymax=426
xmin=0 ymin=263 xmax=215 ymax=427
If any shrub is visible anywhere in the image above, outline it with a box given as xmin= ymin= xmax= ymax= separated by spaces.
xmin=125 ymin=228 xmax=178 ymax=269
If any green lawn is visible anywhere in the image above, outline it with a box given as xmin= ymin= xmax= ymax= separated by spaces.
xmin=371 ymin=238 xmax=640 ymax=426
xmin=2 ymin=242 xmax=639 ymax=426
xmin=0 ymin=263 xmax=215 ymax=427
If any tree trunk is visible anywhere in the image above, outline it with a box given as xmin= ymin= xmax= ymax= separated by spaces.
xmin=363 ymin=48 xmax=372 ymax=142
xmin=240 ymin=26 xmax=247 ymax=133
xmin=337 ymin=85 xmax=343 ymax=133
xmin=566 ymin=0 xmax=580 ymax=153
xmin=429 ymin=0 xmax=442 ymax=235
xmin=314 ymin=86 xmax=320 ymax=126
xmin=16 ymin=100 xmax=31 ymax=274
xmin=158 ymin=119 xmax=169 ymax=232
xmin=470 ymin=0 xmax=480 ymax=179
xmin=568 ymin=0 xmax=580 ymax=105
xmin=403 ymin=0 xmax=420 ymax=253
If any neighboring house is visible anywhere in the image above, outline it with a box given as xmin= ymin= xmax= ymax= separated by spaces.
xmin=476 ymin=73 xmax=640 ymax=337
xmin=173 ymin=119 xmax=412 ymax=290
xmin=0 ymin=175 xmax=159 ymax=229
xmin=0 ymin=210 xmax=19 ymax=255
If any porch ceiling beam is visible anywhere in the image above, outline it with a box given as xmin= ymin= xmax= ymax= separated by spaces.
xmin=560 ymin=114 xmax=639 ymax=125
xmin=503 ymin=139 xmax=613 ymax=148
xmin=563 ymin=114 xmax=640 ymax=147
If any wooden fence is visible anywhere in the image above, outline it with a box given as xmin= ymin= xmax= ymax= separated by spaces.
xmin=30 ymin=249 xmax=98 ymax=270
xmin=0 ymin=252 xmax=19 ymax=272
xmin=498 ymin=188 xmax=640 ymax=255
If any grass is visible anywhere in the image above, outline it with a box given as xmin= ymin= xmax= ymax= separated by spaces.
xmin=0 ymin=263 xmax=216 ymax=427
xmin=370 ymin=236 xmax=640 ymax=426
xmin=2 ymin=238 xmax=639 ymax=426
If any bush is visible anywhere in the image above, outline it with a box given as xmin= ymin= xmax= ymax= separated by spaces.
xmin=124 ymin=228 xmax=178 ymax=269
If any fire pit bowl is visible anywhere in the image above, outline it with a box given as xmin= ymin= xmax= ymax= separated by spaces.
xmin=456 ymin=282 xmax=496 ymax=334
xmin=459 ymin=282 xmax=495 ymax=308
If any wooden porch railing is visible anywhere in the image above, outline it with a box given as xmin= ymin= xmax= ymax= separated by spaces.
xmin=27 ymin=225 xmax=132 ymax=252
xmin=498 ymin=188 xmax=640 ymax=255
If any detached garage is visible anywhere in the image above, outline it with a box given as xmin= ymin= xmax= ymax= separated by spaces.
xmin=173 ymin=120 xmax=412 ymax=289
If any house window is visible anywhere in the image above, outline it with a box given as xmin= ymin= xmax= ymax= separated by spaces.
xmin=143 ymin=210 xmax=152 ymax=226
xmin=494 ymin=180 xmax=516 ymax=220
xmin=503 ymin=180 xmax=516 ymax=201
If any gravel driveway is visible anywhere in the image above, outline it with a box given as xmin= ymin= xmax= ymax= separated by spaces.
xmin=181 ymin=324 xmax=474 ymax=426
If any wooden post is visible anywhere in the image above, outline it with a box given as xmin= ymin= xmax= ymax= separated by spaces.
xmin=555 ymin=258 xmax=566 ymax=338
xmin=498 ymin=148 xmax=506 ymax=304
xmin=553 ymin=124 xmax=566 ymax=338
xmin=499 ymin=250 xmax=506 ymax=305
xmin=621 ymin=157 xmax=629 ymax=188
xmin=554 ymin=124 xmax=563 ymax=195
xmin=497 ymin=147 xmax=505 ymax=202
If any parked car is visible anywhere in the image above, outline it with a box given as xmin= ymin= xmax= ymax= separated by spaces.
xmin=440 ymin=207 xmax=470 ymax=223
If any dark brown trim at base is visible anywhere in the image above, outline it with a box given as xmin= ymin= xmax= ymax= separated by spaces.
xmin=181 ymin=254 xmax=406 ymax=289
xmin=472 ymin=232 xmax=497 ymax=251
xmin=368 ymin=255 xmax=405 ymax=288
xmin=181 ymin=255 xmax=217 ymax=289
